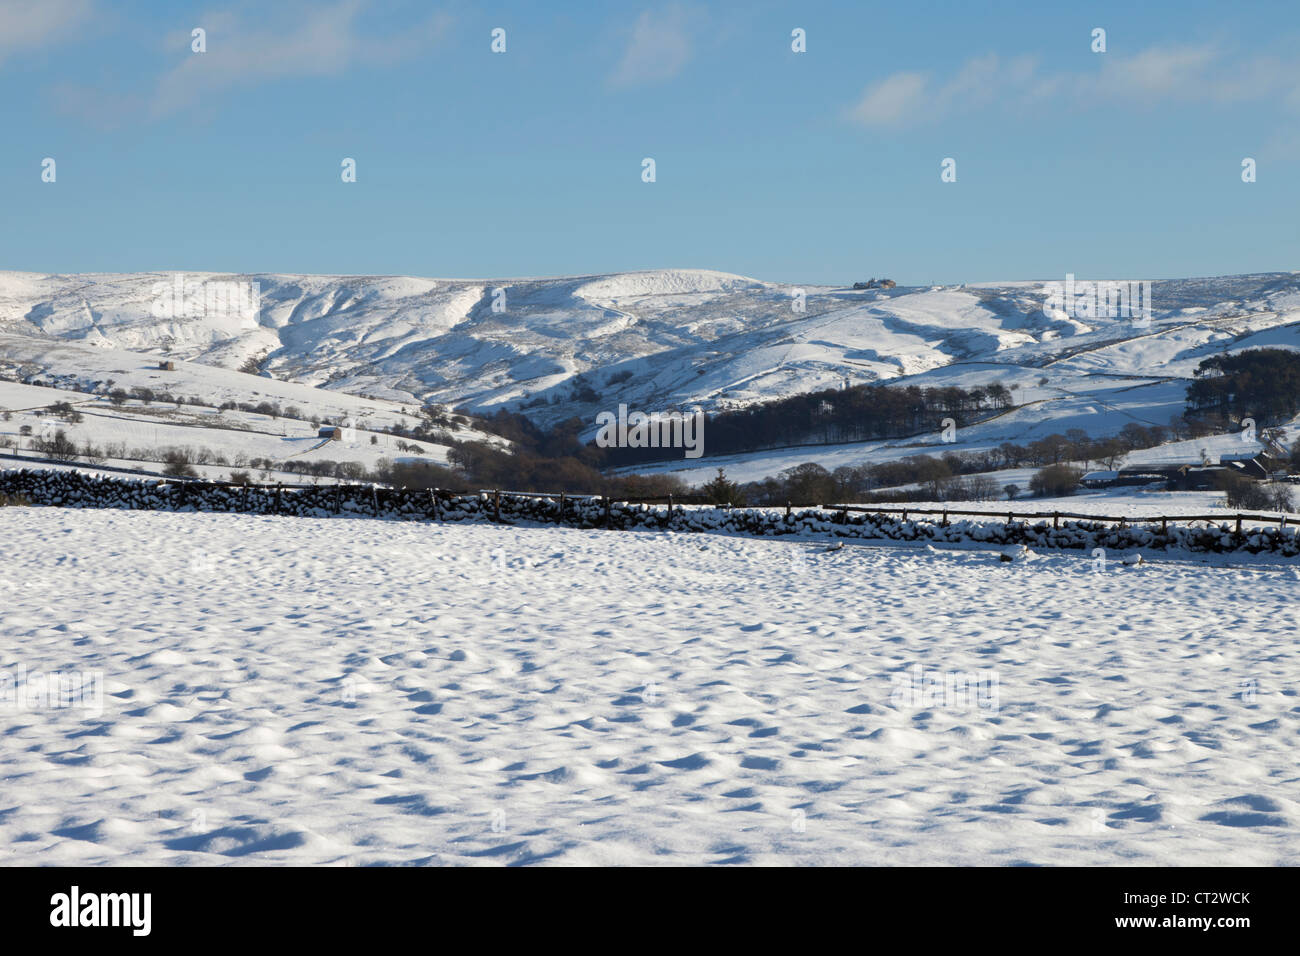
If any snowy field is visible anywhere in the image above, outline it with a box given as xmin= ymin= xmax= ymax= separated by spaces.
xmin=831 ymin=489 xmax=1261 ymax=519
xmin=2 ymin=508 xmax=1297 ymax=866
xmin=0 ymin=377 xmax=494 ymax=485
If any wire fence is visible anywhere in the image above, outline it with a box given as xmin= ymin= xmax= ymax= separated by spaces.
xmin=825 ymin=504 xmax=1296 ymax=533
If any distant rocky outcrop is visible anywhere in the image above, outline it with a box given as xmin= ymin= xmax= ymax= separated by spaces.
xmin=852 ymin=278 xmax=896 ymax=290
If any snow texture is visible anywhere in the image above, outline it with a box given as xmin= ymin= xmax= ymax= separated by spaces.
xmin=1 ymin=508 xmax=1296 ymax=865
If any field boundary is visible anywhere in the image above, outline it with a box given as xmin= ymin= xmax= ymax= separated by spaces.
xmin=3 ymin=467 xmax=1298 ymax=558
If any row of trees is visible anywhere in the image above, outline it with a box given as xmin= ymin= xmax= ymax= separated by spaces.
xmin=1219 ymin=471 xmax=1294 ymax=511
xmin=375 ymin=441 xmax=689 ymax=499
xmin=592 ymin=381 xmax=1014 ymax=467
xmin=1186 ymin=348 xmax=1300 ymax=427
xmin=731 ymin=462 xmax=1004 ymax=507
xmin=730 ymin=427 xmax=1155 ymax=506
xmin=694 ymin=461 xmax=1092 ymax=507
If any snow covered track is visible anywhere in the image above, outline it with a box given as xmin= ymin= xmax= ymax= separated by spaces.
xmin=0 ymin=509 xmax=1297 ymax=865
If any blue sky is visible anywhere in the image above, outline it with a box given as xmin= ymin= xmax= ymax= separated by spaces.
xmin=2 ymin=0 xmax=1298 ymax=284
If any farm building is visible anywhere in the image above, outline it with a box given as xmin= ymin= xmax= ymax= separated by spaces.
xmin=1167 ymin=466 xmax=1229 ymax=491
xmin=1081 ymin=471 xmax=1119 ymax=489
xmin=158 ymin=360 xmax=176 ymax=371
xmin=1219 ymin=452 xmax=1274 ymax=480
xmin=1082 ymin=469 xmax=1169 ymax=489
xmin=318 ymin=425 xmax=343 ymax=441
xmin=1082 ymin=452 xmax=1282 ymax=492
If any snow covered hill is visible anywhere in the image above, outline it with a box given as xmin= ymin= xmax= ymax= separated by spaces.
xmin=3 ymin=268 xmax=1300 ymax=483
xmin=0 ymin=341 xmax=503 ymax=484
xmin=4 ymin=269 xmax=1298 ymax=427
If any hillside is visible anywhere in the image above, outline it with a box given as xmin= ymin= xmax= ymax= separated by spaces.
xmin=0 ymin=337 xmax=502 ymax=484
xmin=3 ymin=269 xmax=1300 ymax=483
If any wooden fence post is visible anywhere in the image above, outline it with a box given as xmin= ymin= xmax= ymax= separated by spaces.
xmin=372 ymin=485 xmax=379 ymax=516
xmin=1052 ymin=512 xmax=1059 ymax=529
xmin=604 ymin=496 xmax=611 ymax=527
xmin=493 ymin=489 xmax=501 ymax=523
xmin=334 ymin=484 xmax=341 ymax=514
xmin=785 ymin=500 xmax=791 ymax=519
xmin=559 ymin=492 xmax=566 ymax=521
xmin=1235 ymin=514 xmax=1242 ymax=534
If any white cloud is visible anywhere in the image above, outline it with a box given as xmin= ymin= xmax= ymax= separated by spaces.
xmin=49 ymin=83 xmax=144 ymax=130
xmin=609 ymin=4 xmax=696 ymax=89
xmin=149 ymin=1 xmax=450 ymax=117
xmin=848 ymin=54 xmax=1039 ymax=127
xmin=1083 ymin=44 xmax=1220 ymax=102
xmin=848 ymin=70 xmax=929 ymax=125
xmin=848 ymin=44 xmax=1300 ymax=127
xmin=0 ymin=0 xmax=94 ymax=65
